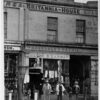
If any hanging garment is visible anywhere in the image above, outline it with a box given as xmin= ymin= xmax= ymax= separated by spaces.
xmin=24 ymin=69 xmax=30 ymax=84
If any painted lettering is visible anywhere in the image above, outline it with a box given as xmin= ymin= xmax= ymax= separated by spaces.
xmin=6 ymin=1 xmax=11 ymax=7
xmin=13 ymin=2 xmax=17 ymax=7
xmin=4 ymin=1 xmax=97 ymax=16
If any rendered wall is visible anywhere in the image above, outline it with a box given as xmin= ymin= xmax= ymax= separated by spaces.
xmin=28 ymin=10 xmax=98 ymax=44
xmin=6 ymin=8 xmax=25 ymax=41
xmin=5 ymin=2 xmax=98 ymax=45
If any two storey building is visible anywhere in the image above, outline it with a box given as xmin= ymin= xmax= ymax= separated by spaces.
xmin=4 ymin=0 xmax=98 ymax=100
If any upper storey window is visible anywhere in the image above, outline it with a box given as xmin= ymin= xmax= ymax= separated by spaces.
xmin=4 ymin=12 xmax=7 ymax=39
xmin=76 ymin=19 xmax=85 ymax=43
xmin=47 ymin=17 xmax=58 ymax=42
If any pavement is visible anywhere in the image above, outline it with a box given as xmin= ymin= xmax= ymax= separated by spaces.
xmin=40 ymin=94 xmax=82 ymax=100
xmin=24 ymin=94 xmax=98 ymax=100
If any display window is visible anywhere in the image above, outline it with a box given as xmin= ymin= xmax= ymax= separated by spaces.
xmin=4 ymin=54 xmax=18 ymax=90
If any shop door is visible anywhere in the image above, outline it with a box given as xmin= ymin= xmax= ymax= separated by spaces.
xmin=29 ymin=58 xmax=43 ymax=99
xmin=69 ymin=55 xmax=90 ymax=94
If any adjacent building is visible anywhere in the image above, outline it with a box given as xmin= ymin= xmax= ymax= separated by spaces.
xmin=4 ymin=0 xmax=98 ymax=100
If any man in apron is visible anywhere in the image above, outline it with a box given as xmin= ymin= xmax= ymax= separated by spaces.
xmin=56 ymin=81 xmax=66 ymax=100
xmin=42 ymin=79 xmax=51 ymax=100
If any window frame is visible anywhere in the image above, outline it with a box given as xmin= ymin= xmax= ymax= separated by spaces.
xmin=76 ymin=19 xmax=86 ymax=44
xmin=47 ymin=17 xmax=58 ymax=42
xmin=4 ymin=12 xmax=7 ymax=39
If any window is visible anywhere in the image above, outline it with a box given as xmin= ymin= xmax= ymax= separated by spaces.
xmin=76 ymin=19 xmax=85 ymax=43
xmin=47 ymin=17 xmax=58 ymax=42
xmin=5 ymin=54 xmax=17 ymax=90
xmin=4 ymin=12 xmax=7 ymax=39
xmin=4 ymin=54 xmax=17 ymax=74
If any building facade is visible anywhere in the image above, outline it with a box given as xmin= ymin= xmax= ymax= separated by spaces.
xmin=4 ymin=0 xmax=98 ymax=100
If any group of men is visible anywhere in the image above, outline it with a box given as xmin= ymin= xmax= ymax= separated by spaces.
xmin=42 ymin=79 xmax=66 ymax=100
xmin=23 ymin=78 xmax=80 ymax=100
xmin=42 ymin=79 xmax=80 ymax=100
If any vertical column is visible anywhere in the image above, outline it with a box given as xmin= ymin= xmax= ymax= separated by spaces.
xmin=18 ymin=7 xmax=24 ymax=41
xmin=90 ymin=56 xmax=98 ymax=97
xmin=25 ymin=53 xmax=29 ymax=67
xmin=19 ymin=52 xmax=29 ymax=67
xmin=41 ymin=58 xmax=43 ymax=73
xmin=24 ymin=8 xmax=29 ymax=40
xmin=18 ymin=52 xmax=29 ymax=100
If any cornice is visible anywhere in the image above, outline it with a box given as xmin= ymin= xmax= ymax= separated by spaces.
xmin=24 ymin=40 xmax=98 ymax=50
xmin=26 ymin=0 xmax=98 ymax=9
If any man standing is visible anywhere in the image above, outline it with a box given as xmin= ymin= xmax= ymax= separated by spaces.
xmin=73 ymin=80 xmax=80 ymax=100
xmin=56 ymin=81 xmax=66 ymax=100
xmin=42 ymin=79 xmax=51 ymax=100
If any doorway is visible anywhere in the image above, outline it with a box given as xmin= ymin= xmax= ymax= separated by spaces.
xmin=69 ymin=55 xmax=90 ymax=94
xmin=29 ymin=73 xmax=43 ymax=99
xmin=29 ymin=58 xmax=43 ymax=99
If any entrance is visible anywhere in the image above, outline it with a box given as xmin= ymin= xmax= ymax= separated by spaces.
xmin=29 ymin=73 xmax=43 ymax=99
xmin=69 ymin=55 xmax=90 ymax=94
xmin=29 ymin=58 xmax=43 ymax=99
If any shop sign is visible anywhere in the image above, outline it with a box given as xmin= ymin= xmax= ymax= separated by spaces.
xmin=4 ymin=45 xmax=21 ymax=51
xmin=4 ymin=1 xmax=97 ymax=16
xmin=28 ymin=52 xmax=70 ymax=59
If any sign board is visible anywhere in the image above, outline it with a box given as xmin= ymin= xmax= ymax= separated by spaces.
xmin=4 ymin=1 xmax=97 ymax=16
xmin=28 ymin=52 xmax=70 ymax=59
xmin=4 ymin=45 xmax=21 ymax=51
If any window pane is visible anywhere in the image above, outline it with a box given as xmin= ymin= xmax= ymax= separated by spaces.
xmin=47 ymin=29 xmax=57 ymax=42
xmin=76 ymin=26 xmax=84 ymax=33
xmin=76 ymin=35 xmax=84 ymax=43
xmin=47 ymin=17 xmax=58 ymax=30
xmin=76 ymin=19 xmax=85 ymax=43
xmin=48 ymin=30 xmax=56 ymax=35
xmin=76 ymin=20 xmax=85 ymax=33
xmin=4 ymin=12 xmax=7 ymax=39
xmin=48 ymin=35 xmax=56 ymax=41
xmin=48 ymin=24 xmax=57 ymax=30
xmin=47 ymin=17 xmax=58 ymax=42
xmin=48 ymin=17 xmax=57 ymax=24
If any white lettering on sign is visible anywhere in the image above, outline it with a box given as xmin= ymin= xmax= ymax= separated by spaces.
xmin=4 ymin=1 xmax=97 ymax=17
xmin=4 ymin=45 xmax=21 ymax=51
xmin=28 ymin=52 xmax=70 ymax=59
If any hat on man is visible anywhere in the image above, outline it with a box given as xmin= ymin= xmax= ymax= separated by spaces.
xmin=75 ymin=81 xmax=78 ymax=85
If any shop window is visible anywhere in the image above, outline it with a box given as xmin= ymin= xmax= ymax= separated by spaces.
xmin=43 ymin=59 xmax=69 ymax=81
xmin=4 ymin=54 xmax=17 ymax=74
xmin=76 ymin=19 xmax=85 ymax=43
xmin=4 ymin=54 xmax=17 ymax=90
xmin=4 ymin=55 xmax=9 ymax=75
xmin=29 ymin=58 xmax=42 ymax=68
xmin=43 ymin=59 xmax=59 ymax=83
xmin=29 ymin=58 xmax=36 ymax=67
xmin=4 ymin=12 xmax=7 ymax=39
xmin=47 ymin=17 xmax=58 ymax=42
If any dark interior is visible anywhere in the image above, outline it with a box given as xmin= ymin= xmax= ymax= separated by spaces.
xmin=69 ymin=55 xmax=90 ymax=94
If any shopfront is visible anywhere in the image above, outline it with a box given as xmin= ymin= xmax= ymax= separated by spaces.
xmin=22 ymin=43 xmax=98 ymax=98
xmin=4 ymin=41 xmax=21 ymax=100
xmin=28 ymin=52 xmax=70 ymax=99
